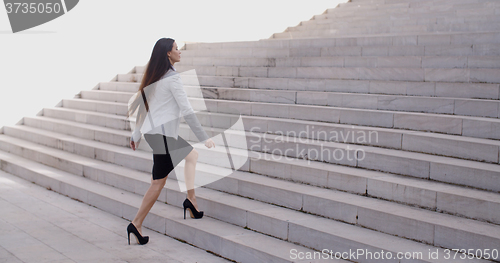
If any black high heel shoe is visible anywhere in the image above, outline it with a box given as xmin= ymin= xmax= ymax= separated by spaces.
xmin=127 ymin=223 xmax=149 ymax=245
xmin=183 ymin=198 xmax=204 ymax=219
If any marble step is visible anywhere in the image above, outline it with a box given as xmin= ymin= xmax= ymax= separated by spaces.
xmin=336 ymin=0 xmax=498 ymax=8
xmin=311 ymin=11 xmax=466 ymax=22
xmin=196 ymin=75 xmax=500 ymax=100
xmin=333 ymin=0 xmax=494 ymax=13
xmin=81 ymin=86 xmax=500 ymax=119
xmin=351 ymin=0 xmax=483 ymax=5
xmin=343 ymin=0 xmax=493 ymax=10
xmin=334 ymin=1 xmax=456 ymax=13
xmin=100 ymin=78 xmax=500 ymax=101
xmin=316 ymin=4 xmax=500 ymax=20
xmin=0 ymin=132 xmax=498 ymax=260
xmin=184 ymin=32 xmax=500 ymax=50
xmin=60 ymin=95 xmax=500 ymax=141
xmin=166 ymin=56 xmax=500 ymax=69
xmin=42 ymin=105 xmax=500 ymax=166
xmin=320 ymin=10 xmax=500 ymax=20
xmin=192 ymin=65 xmax=500 ymax=84
xmin=272 ymin=23 xmax=500 ymax=38
xmin=342 ymin=0 xmax=499 ymax=10
xmin=16 ymin=114 xmax=500 ymax=192
xmin=389 ymin=0 xmax=496 ymax=5
xmin=40 ymin=104 xmax=131 ymax=131
xmin=95 ymin=81 xmax=139 ymax=93
xmin=291 ymin=19 xmax=500 ymax=33
xmin=347 ymin=0 xmax=482 ymax=6
xmin=125 ymin=64 xmax=500 ymax=84
xmin=179 ymin=44 xmax=500 ymax=58
xmin=0 ymin=150 xmax=335 ymax=263
xmin=300 ymin=14 xmax=500 ymax=27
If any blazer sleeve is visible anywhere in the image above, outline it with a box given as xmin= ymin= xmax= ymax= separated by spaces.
xmin=170 ymin=74 xmax=210 ymax=143
xmin=131 ymin=128 xmax=142 ymax=143
xmin=130 ymin=93 xmax=146 ymax=144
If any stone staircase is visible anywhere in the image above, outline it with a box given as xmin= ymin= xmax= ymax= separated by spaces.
xmin=273 ymin=0 xmax=500 ymax=38
xmin=1 ymin=0 xmax=500 ymax=262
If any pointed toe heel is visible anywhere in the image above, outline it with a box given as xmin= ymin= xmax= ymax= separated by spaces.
xmin=183 ymin=198 xmax=204 ymax=219
xmin=127 ymin=223 xmax=149 ymax=245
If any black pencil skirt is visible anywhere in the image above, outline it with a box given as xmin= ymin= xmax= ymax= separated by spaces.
xmin=144 ymin=133 xmax=194 ymax=180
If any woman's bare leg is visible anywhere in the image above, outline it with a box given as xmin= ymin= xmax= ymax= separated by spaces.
xmin=131 ymin=148 xmax=199 ymax=232
xmin=184 ymin=148 xmax=200 ymax=211
xmin=132 ymin=176 xmax=167 ymax=235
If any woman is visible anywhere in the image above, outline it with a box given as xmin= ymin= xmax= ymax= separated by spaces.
xmin=125 ymin=38 xmax=215 ymax=245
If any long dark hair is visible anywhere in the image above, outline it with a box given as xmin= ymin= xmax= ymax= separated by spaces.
xmin=126 ymin=38 xmax=175 ymax=136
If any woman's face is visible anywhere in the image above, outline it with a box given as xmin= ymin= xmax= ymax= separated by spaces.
xmin=168 ymin=41 xmax=181 ymax=64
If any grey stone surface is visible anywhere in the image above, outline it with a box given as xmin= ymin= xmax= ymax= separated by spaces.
xmin=0 ymin=171 xmax=229 ymax=263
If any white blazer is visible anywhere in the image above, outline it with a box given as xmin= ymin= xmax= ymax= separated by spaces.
xmin=129 ymin=68 xmax=210 ymax=144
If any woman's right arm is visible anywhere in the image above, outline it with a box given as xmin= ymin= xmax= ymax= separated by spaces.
xmin=130 ymin=92 xmax=147 ymax=145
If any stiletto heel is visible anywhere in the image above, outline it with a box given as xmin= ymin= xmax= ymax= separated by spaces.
xmin=183 ymin=198 xmax=204 ymax=219
xmin=127 ymin=223 xmax=149 ymax=245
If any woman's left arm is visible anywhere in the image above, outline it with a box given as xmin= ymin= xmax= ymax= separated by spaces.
xmin=170 ymin=74 xmax=210 ymax=143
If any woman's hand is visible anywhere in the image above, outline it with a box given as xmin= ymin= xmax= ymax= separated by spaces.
xmin=130 ymin=140 xmax=139 ymax=151
xmin=204 ymin=138 xmax=215 ymax=148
